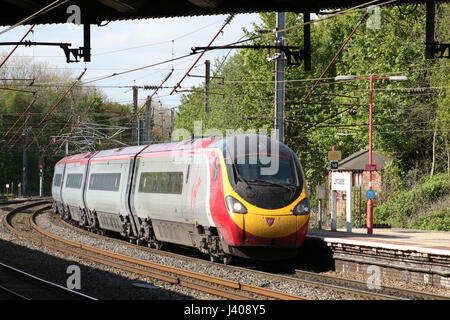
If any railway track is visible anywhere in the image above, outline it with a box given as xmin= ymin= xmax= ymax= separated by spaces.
xmin=293 ymin=269 xmax=450 ymax=300
xmin=55 ymin=212 xmax=450 ymax=300
xmin=30 ymin=213 xmax=306 ymax=300
xmin=57 ymin=210 xmax=450 ymax=300
xmin=1 ymin=199 xmax=96 ymax=300
xmin=4 ymin=200 xmax=449 ymax=300
xmin=0 ymin=261 xmax=96 ymax=300
xmin=2 ymin=200 xmax=306 ymax=300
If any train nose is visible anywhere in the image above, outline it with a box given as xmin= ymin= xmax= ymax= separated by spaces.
xmin=241 ymin=213 xmax=309 ymax=247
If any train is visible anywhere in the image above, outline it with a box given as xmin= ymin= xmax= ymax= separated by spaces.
xmin=51 ymin=134 xmax=310 ymax=263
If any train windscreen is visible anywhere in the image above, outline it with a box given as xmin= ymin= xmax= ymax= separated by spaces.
xmin=235 ymin=155 xmax=296 ymax=186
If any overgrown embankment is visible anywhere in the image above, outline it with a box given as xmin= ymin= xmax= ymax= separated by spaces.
xmin=374 ymin=174 xmax=450 ymax=231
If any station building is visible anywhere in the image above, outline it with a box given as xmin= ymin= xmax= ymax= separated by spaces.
xmin=328 ymin=150 xmax=392 ymax=218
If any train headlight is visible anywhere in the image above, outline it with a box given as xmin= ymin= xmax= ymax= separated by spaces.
xmin=225 ymin=196 xmax=248 ymax=214
xmin=293 ymin=198 xmax=309 ymax=215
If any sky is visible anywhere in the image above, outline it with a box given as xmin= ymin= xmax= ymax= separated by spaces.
xmin=0 ymin=13 xmax=262 ymax=110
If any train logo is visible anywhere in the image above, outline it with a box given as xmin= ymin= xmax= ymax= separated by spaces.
xmin=266 ymin=217 xmax=275 ymax=227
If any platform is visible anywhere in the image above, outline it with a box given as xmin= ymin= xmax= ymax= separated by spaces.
xmin=307 ymin=228 xmax=450 ymax=256
xmin=304 ymin=228 xmax=450 ymax=289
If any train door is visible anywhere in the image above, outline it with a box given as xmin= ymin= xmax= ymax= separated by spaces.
xmin=182 ymin=152 xmax=213 ymax=227
xmin=181 ymin=154 xmax=194 ymax=224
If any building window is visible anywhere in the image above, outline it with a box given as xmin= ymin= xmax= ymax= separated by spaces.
xmin=65 ymin=173 xmax=83 ymax=189
xmin=138 ymin=172 xmax=183 ymax=194
xmin=89 ymin=173 xmax=121 ymax=191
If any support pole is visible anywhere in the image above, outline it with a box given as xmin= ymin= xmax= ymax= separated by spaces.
xmin=275 ymin=12 xmax=286 ymax=143
xmin=318 ymin=199 xmax=322 ymax=229
xmin=138 ymin=119 xmax=144 ymax=145
xmin=331 ymin=191 xmax=337 ymax=231
xmin=83 ymin=23 xmax=91 ymax=62
xmin=170 ymin=109 xmax=174 ymax=140
xmin=426 ymin=0 xmax=435 ymax=59
xmin=205 ymin=60 xmax=210 ymax=114
xmin=146 ymin=96 xmax=151 ymax=144
xmin=303 ymin=12 xmax=311 ymax=71
xmin=39 ymin=175 xmax=43 ymax=197
xmin=22 ymin=127 xmax=28 ymax=196
xmin=132 ymin=86 xmax=138 ymax=144
xmin=367 ymin=75 xmax=374 ymax=235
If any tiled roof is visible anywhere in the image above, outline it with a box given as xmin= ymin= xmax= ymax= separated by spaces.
xmin=337 ymin=150 xmax=392 ymax=171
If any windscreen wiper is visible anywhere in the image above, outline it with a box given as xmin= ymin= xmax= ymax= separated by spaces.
xmin=227 ymin=153 xmax=251 ymax=189
xmin=246 ymin=179 xmax=295 ymax=190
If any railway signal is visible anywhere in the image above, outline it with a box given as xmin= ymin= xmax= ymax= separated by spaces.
xmin=38 ymin=156 xmax=44 ymax=197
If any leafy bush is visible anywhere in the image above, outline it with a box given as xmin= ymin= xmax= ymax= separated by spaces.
xmin=420 ymin=174 xmax=450 ymax=203
xmin=408 ymin=208 xmax=450 ymax=231
xmin=374 ymin=174 xmax=449 ymax=229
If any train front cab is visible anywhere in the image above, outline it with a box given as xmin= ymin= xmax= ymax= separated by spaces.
xmin=224 ymin=186 xmax=309 ymax=260
xmin=210 ymin=135 xmax=310 ymax=261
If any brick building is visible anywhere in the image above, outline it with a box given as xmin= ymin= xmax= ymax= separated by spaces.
xmin=328 ymin=150 xmax=392 ymax=217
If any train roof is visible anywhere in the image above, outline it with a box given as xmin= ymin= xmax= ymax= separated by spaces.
xmin=55 ymin=137 xmax=219 ymax=164
xmin=55 ymin=151 xmax=97 ymax=165
xmin=91 ymin=145 xmax=148 ymax=160
xmin=139 ymin=137 xmax=218 ymax=155
xmin=55 ymin=134 xmax=289 ymax=163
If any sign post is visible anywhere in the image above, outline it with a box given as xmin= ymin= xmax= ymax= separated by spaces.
xmin=330 ymin=160 xmax=338 ymax=170
xmin=315 ymin=185 xmax=326 ymax=230
xmin=331 ymin=172 xmax=352 ymax=232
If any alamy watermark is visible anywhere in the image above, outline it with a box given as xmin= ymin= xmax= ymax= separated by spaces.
xmin=367 ymin=5 xmax=381 ymax=30
xmin=366 ymin=265 xmax=381 ymax=290
xmin=66 ymin=264 xmax=81 ymax=290
xmin=66 ymin=4 xmax=81 ymax=30
xmin=171 ymin=121 xmax=281 ymax=176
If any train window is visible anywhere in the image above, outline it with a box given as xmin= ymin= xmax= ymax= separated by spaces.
xmin=65 ymin=173 xmax=83 ymax=189
xmin=88 ymin=173 xmax=121 ymax=191
xmin=139 ymin=172 xmax=183 ymax=194
xmin=53 ymin=174 xmax=62 ymax=187
xmin=213 ymin=158 xmax=219 ymax=182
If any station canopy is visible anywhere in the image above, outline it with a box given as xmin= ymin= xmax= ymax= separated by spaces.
xmin=0 ymin=0 xmax=434 ymax=26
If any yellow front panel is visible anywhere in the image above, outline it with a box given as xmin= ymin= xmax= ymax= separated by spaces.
xmin=243 ymin=214 xmax=310 ymax=238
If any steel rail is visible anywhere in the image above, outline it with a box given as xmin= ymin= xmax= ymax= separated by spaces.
xmin=48 ymin=204 xmax=450 ymax=300
xmin=294 ymin=269 xmax=450 ymax=300
xmin=1 ymin=200 xmax=96 ymax=300
xmin=0 ymin=261 xmax=96 ymax=300
xmin=51 ymin=208 xmax=423 ymax=300
xmin=26 ymin=208 xmax=305 ymax=300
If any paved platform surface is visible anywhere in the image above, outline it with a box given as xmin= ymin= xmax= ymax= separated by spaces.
xmin=307 ymin=228 xmax=450 ymax=256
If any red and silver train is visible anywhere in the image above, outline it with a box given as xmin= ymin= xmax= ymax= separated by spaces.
xmin=52 ymin=134 xmax=309 ymax=263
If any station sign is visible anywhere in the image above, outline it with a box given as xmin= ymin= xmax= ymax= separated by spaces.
xmin=330 ymin=160 xmax=338 ymax=170
xmin=315 ymin=185 xmax=326 ymax=200
xmin=366 ymin=189 xmax=375 ymax=199
xmin=330 ymin=172 xmax=352 ymax=232
xmin=365 ymin=164 xmax=377 ymax=171
xmin=328 ymin=151 xmax=342 ymax=161
xmin=331 ymin=172 xmax=351 ymax=191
